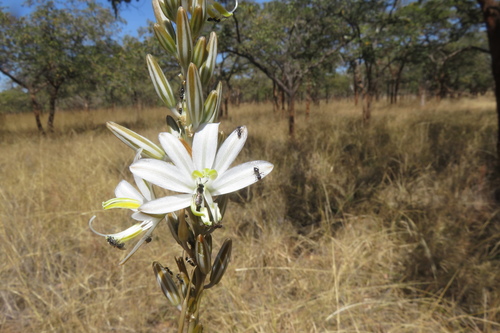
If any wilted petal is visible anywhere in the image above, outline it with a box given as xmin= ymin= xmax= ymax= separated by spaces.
xmin=210 ymin=161 xmax=274 ymax=195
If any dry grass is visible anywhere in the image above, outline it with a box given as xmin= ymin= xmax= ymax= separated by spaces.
xmin=1 ymin=97 xmax=500 ymax=332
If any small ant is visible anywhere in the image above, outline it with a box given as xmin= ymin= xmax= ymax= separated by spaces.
xmin=253 ymin=167 xmax=262 ymax=181
xmin=179 ymin=86 xmax=185 ymax=100
xmin=145 ymin=236 xmax=152 ymax=243
xmin=236 ymin=126 xmax=244 ymax=139
xmin=185 ymin=257 xmax=196 ymax=266
xmin=207 ymin=17 xmax=221 ymax=23
xmin=164 ymin=266 xmax=174 ymax=276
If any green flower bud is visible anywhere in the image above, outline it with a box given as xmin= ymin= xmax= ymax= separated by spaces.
xmin=207 ymin=238 xmax=232 ymax=288
xmin=193 ymin=37 xmax=207 ymax=69
xmin=146 ymin=54 xmax=177 ymax=109
xmin=190 ymin=4 xmax=204 ymax=38
xmin=195 ymin=234 xmax=211 ymax=275
xmin=200 ymin=32 xmax=218 ymax=86
xmin=176 ymin=7 xmax=193 ymax=73
xmin=154 ymin=23 xmax=176 ymax=56
xmin=186 ymin=63 xmax=204 ymax=129
xmin=152 ymin=262 xmax=182 ymax=309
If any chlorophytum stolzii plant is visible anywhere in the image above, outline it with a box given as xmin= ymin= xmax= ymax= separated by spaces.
xmin=89 ymin=0 xmax=273 ymax=331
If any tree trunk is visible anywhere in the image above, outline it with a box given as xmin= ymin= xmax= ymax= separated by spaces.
xmin=419 ymin=82 xmax=426 ymax=108
xmin=280 ymin=87 xmax=285 ymax=112
xmin=362 ymin=92 xmax=372 ymax=122
xmin=30 ymin=91 xmax=45 ymax=135
xmin=352 ymin=60 xmax=361 ymax=106
xmin=362 ymin=62 xmax=374 ymax=122
xmin=272 ymin=81 xmax=280 ymax=112
xmin=477 ymin=0 xmax=500 ymax=156
xmin=305 ymin=80 xmax=311 ymax=120
xmin=288 ymin=93 xmax=295 ymax=137
xmin=47 ymin=87 xmax=59 ymax=133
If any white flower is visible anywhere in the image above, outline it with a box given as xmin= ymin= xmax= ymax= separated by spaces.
xmin=89 ymin=151 xmax=164 ymax=264
xmin=130 ymin=123 xmax=273 ymax=224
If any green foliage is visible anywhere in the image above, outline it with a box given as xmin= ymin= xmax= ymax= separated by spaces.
xmin=0 ymin=87 xmax=30 ymax=114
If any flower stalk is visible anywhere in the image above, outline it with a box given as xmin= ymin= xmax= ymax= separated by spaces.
xmin=89 ymin=0 xmax=270 ymax=331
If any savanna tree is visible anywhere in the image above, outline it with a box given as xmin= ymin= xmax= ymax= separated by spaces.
xmin=219 ymin=0 xmax=348 ymax=136
xmin=0 ymin=0 xmax=117 ymax=133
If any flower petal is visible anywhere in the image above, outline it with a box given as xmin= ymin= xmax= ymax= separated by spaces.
xmin=131 ymin=211 xmax=160 ymax=221
xmin=210 ymin=160 xmax=274 ymax=195
xmin=213 ymin=125 xmax=247 ymax=176
xmin=130 ymin=159 xmax=193 ymax=193
xmin=139 ymin=194 xmax=193 ymax=215
xmin=159 ymin=132 xmax=195 ymax=181
xmin=115 ymin=180 xmax=144 ymax=202
xmin=192 ymin=123 xmax=219 ymax=171
xmin=132 ymin=150 xmax=155 ymax=201
xmin=134 ymin=176 xmax=155 ymax=201
xmin=119 ymin=217 xmax=163 ymax=265
xmin=103 ymin=197 xmax=141 ymax=210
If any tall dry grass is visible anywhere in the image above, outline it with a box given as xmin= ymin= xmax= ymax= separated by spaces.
xmin=1 ymin=97 xmax=499 ymax=332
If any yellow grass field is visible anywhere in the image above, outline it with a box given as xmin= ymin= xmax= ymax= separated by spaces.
xmin=1 ymin=97 xmax=500 ymax=332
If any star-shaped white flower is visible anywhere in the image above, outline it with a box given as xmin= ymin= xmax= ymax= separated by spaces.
xmin=89 ymin=151 xmax=164 ymax=264
xmin=130 ymin=123 xmax=273 ymax=224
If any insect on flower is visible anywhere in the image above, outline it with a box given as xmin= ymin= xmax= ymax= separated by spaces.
xmin=236 ymin=126 xmax=244 ymax=138
xmin=195 ymin=183 xmax=205 ymax=211
xmin=186 ymin=257 xmax=196 ymax=266
xmin=106 ymin=236 xmax=125 ymax=250
xmin=179 ymin=86 xmax=185 ymax=100
xmin=253 ymin=167 xmax=262 ymax=181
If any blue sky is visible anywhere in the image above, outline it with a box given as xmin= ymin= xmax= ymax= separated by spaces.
xmin=1 ymin=0 xmax=265 ymax=38
xmin=2 ymin=0 xmax=160 ymax=37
